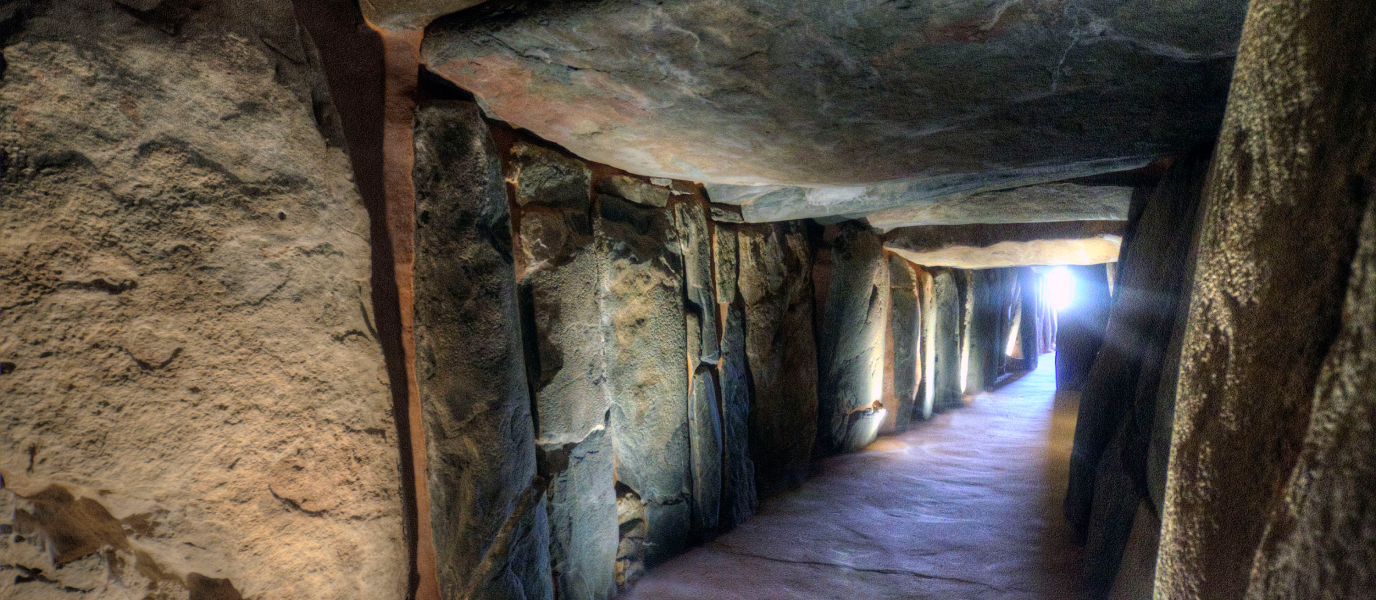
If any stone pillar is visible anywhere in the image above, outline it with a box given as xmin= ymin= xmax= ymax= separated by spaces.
xmin=1159 ymin=0 xmax=1376 ymax=595
xmin=714 ymin=224 xmax=758 ymax=529
xmin=596 ymin=196 xmax=692 ymax=570
xmin=1054 ymin=264 xmax=1112 ymax=392
xmin=817 ymin=225 xmax=890 ymax=452
xmin=916 ymin=266 xmax=937 ymax=420
xmin=883 ymin=255 xmax=921 ymax=433
xmin=0 ymin=3 xmax=406 ymax=597
xmin=1014 ymin=268 xmax=1045 ymax=371
xmin=676 ymin=199 xmax=723 ymax=541
xmin=413 ymin=102 xmax=551 ymax=600
xmin=965 ymin=269 xmax=1012 ymax=395
xmin=738 ymin=222 xmax=819 ymax=496
xmin=929 ymin=268 xmax=964 ymax=411
xmin=509 ymin=141 xmax=618 ymax=600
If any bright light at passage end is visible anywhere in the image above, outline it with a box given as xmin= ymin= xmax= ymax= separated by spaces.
xmin=1047 ymin=266 xmax=1076 ymax=312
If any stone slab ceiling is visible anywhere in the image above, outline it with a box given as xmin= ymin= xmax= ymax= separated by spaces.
xmin=423 ymin=0 xmax=1245 ymax=221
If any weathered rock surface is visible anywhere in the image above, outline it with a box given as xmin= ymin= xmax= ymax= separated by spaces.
xmin=963 ymin=268 xmax=1015 ymax=395
xmin=1060 ymin=148 xmax=1208 ymax=595
xmin=413 ymin=101 xmax=551 ymax=600
xmin=884 ymin=256 xmax=920 ymax=434
xmin=1053 ymin=264 xmax=1111 ymax=392
xmin=717 ymin=299 xmax=757 ymax=530
xmin=817 ymin=226 xmax=890 ymax=452
xmin=707 ymin=168 xmax=1145 ymax=223
xmin=1158 ymin=0 xmax=1376 ymax=595
xmin=916 ymin=266 xmax=937 ymax=420
xmin=0 ymin=1 xmax=405 ymax=597
xmin=865 ymin=184 xmax=1134 ymax=230
xmin=928 ymin=269 xmax=964 ymax=411
xmin=510 ymin=141 xmax=592 ymax=210
xmin=676 ymin=200 xmax=720 ymax=366
xmin=688 ymin=368 xmax=723 ymax=540
xmin=737 ymin=222 xmax=818 ymax=496
xmin=360 ymin=0 xmax=488 ymax=30
xmin=423 ymin=0 xmax=1243 ymax=197
xmin=884 ymin=221 xmax=1124 ymax=269
xmin=512 ymin=143 xmax=617 ymax=600
xmin=597 ymin=196 xmax=692 ymax=569
xmin=598 ymin=176 xmax=670 ymax=209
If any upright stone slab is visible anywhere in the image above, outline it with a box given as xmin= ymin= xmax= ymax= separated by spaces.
xmin=1159 ymin=0 xmax=1376 ymax=595
xmin=738 ymin=222 xmax=819 ymax=496
xmin=886 ymin=256 xmax=920 ymax=433
xmin=965 ymin=269 xmax=1013 ymax=394
xmin=676 ymin=199 xmax=721 ymax=365
xmin=0 ymin=2 xmax=405 ymax=597
xmin=413 ymin=102 xmax=552 ymax=600
xmin=1012 ymin=268 xmax=1046 ymax=371
xmin=817 ymin=225 xmax=890 ymax=452
xmin=1054 ymin=264 xmax=1112 ymax=392
xmin=688 ymin=368 xmax=724 ymax=539
xmin=929 ymin=269 xmax=963 ymax=411
xmin=715 ymin=226 xmax=757 ymax=528
xmin=511 ymin=141 xmax=618 ymax=600
xmin=597 ymin=196 xmax=692 ymax=569
xmin=917 ymin=266 xmax=937 ymax=420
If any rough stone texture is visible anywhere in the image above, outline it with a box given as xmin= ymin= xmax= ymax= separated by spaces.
xmin=688 ymin=368 xmax=723 ymax=540
xmin=1157 ymin=0 xmax=1376 ymax=594
xmin=1053 ymin=264 xmax=1111 ymax=392
xmin=717 ymin=301 xmax=757 ymax=530
xmin=884 ymin=255 xmax=920 ymax=434
xmin=865 ymin=184 xmax=1133 ymax=230
xmin=964 ymin=269 xmax=1014 ymax=395
xmin=884 ymin=221 xmax=1124 ymax=269
xmin=1247 ymin=167 xmax=1376 ymax=599
xmin=737 ymin=222 xmax=818 ymax=496
xmin=708 ymin=167 xmax=1146 ymax=223
xmin=1010 ymin=268 xmax=1049 ymax=372
xmin=1060 ymin=149 xmax=1209 ymax=597
xmin=0 ymin=1 xmax=406 ymax=597
xmin=597 ymin=196 xmax=692 ymax=569
xmin=511 ymin=141 xmax=592 ymax=210
xmin=512 ymin=149 xmax=617 ymax=599
xmin=916 ymin=266 xmax=937 ymax=420
xmin=422 ymin=0 xmax=1244 ymax=198
xmin=817 ymin=226 xmax=890 ymax=453
xmin=676 ymin=200 xmax=720 ymax=366
xmin=597 ymin=175 xmax=670 ymax=208
xmin=413 ymin=101 xmax=551 ymax=600
xmin=927 ymin=269 xmax=964 ymax=411
xmin=360 ymin=0 xmax=488 ymax=30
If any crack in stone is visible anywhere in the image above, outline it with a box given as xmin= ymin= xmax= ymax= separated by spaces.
xmin=707 ymin=544 xmax=1020 ymax=594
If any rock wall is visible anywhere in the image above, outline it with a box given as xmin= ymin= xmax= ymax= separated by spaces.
xmin=963 ymin=268 xmax=1016 ymax=395
xmin=508 ymin=139 xmax=618 ymax=600
xmin=883 ymin=255 xmax=920 ymax=433
xmin=816 ymin=225 xmax=890 ymax=452
xmin=1054 ymin=264 xmax=1112 ymax=392
xmin=1157 ymin=0 xmax=1376 ymax=595
xmin=412 ymin=102 xmax=552 ymax=600
xmin=928 ymin=269 xmax=964 ymax=411
xmin=1056 ymin=148 xmax=1210 ymax=598
xmin=738 ymin=222 xmax=820 ymax=496
xmin=0 ymin=1 xmax=407 ymax=598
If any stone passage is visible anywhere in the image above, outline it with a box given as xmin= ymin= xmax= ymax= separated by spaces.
xmin=619 ymin=357 xmax=1084 ymax=599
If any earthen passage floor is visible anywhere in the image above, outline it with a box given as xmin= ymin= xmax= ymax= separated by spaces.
xmin=621 ymin=357 xmax=1084 ymax=599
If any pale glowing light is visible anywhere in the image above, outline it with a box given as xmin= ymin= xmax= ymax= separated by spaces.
xmin=1046 ymin=266 xmax=1077 ymax=312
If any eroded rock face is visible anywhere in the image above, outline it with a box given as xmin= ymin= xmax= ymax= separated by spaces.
xmin=864 ymin=184 xmax=1134 ymax=230
xmin=928 ymin=269 xmax=964 ymax=411
xmin=413 ymin=101 xmax=551 ymax=600
xmin=885 ymin=256 xmax=920 ymax=433
xmin=717 ymin=299 xmax=758 ymax=529
xmin=677 ymin=200 xmax=720 ymax=366
xmin=737 ymin=222 xmax=818 ymax=496
xmin=597 ymin=196 xmax=693 ymax=569
xmin=511 ymin=142 xmax=617 ymax=600
xmin=1159 ymin=0 xmax=1376 ymax=595
xmin=423 ymin=0 xmax=1243 ymax=219
xmin=817 ymin=226 xmax=889 ymax=452
xmin=883 ymin=221 xmax=1124 ymax=269
xmin=0 ymin=1 xmax=404 ymax=597
xmin=688 ymin=368 xmax=723 ymax=540
xmin=963 ymin=268 xmax=1015 ymax=395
